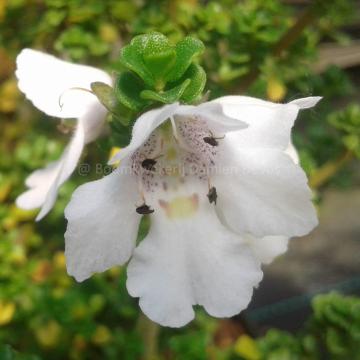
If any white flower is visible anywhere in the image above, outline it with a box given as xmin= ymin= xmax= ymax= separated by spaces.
xmin=15 ymin=49 xmax=112 ymax=220
xmin=64 ymin=96 xmax=321 ymax=327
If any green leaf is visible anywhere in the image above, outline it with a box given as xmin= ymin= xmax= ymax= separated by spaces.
xmin=91 ymin=82 xmax=131 ymax=125
xmin=90 ymin=82 xmax=117 ymax=113
xmin=142 ymin=33 xmax=176 ymax=86
xmin=115 ymin=71 xmax=148 ymax=111
xmin=165 ymin=36 xmax=205 ymax=82
xmin=121 ymin=32 xmax=178 ymax=88
xmin=140 ymin=79 xmax=191 ymax=104
xmin=326 ymin=328 xmax=347 ymax=355
xmin=109 ymin=115 xmax=132 ymax=147
xmin=119 ymin=33 xmax=205 ymax=101
xmin=119 ymin=35 xmax=155 ymax=87
xmin=179 ymin=64 xmax=206 ymax=104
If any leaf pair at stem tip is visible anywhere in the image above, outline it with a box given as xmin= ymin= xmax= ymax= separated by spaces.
xmin=92 ymin=32 xmax=207 ymax=116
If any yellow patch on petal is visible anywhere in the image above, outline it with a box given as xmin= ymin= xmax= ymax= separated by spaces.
xmin=164 ymin=165 xmax=182 ymax=178
xmin=0 ymin=301 xmax=16 ymax=326
xmin=159 ymin=194 xmax=198 ymax=219
xmin=234 ymin=335 xmax=261 ymax=360
xmin=160 ymin=120 xmax=173 ymax=139
xmin=166 ymin=147 xmax=177 ymax=161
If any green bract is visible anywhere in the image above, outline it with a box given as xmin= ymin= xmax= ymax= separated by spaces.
xmin=91 ymin=82 xmax=118 ymax=114
xmin=91 ymin=81 xmax=131 ymax=127
xmin=115 ymin=32 xmax=206 ymax=111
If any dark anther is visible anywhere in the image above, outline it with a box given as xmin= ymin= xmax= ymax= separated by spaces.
xmin=203 ymin=136 xmax=219 ymax=147
xmin=207 ymin=186 xmax=217 ymax=205
xmin=136 ymin=204 xmax=154 ymax=215
xmin=141 ymin=158 xmax=157 ymax=171
xmin=203 ymin=134 xmax=225 ymax=147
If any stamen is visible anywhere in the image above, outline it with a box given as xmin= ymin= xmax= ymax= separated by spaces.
xmin=135 ymin=181 xmax=154 ymax=214
xmin=203 ymin=132 xmax=225 ymax=147
xmin=136 ymin=204 xmax=154 ymax=214
xmin=58 ymin=87 xmax=95 ymax=111
xmin=207 ymin=186 xmax=217 ymax=205
xmin=141 ymin=158 xmax=157 ymax=171
xmin=203 ymin=136 xmax=219 ymax=146
xmin=141 ymin=153 xmax=163 ymax=172
xmin=132 ymin=115 xmax=219 ymax=195
xmin=170 ymin=116 xmax=179 ymax=141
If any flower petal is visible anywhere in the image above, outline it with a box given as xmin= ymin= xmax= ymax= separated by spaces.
xmin=16 ymin=161 xmax=61 ymax=210
xmin=214 ymin=145 xmax=318 ymax=238
xmin=285 ymin=141 xmax=299 ymax=164
xmin=213 ymin=96 xmax=321 ymax=150
xmin=109 ymin=101 xmax=247 ymax=165
xmin=16 ymin=118 xmax=85 ymax=220
xmin=16 ymin=48 xmax=112 ymax=118
xmin=214 ymin=203 xmax=289 ymax=265
xmin=127 ymin=195 xmax=262 ymax=327
xmin=248 ymin=235 xmax=289 ymax=265
xmin=108 ymin=103 xmax=179 ymax=164
xmin=34 ymin=118 xmax=86 ymax=220
xmin=82 ymin=100 xmax=108 ymax=144
xmin=289 ymin=97 xmax=322 ymax=109
xmin=16 ymin=100 xmax=108 ymax=219
xmin=176 ymin=102 xmax=248 ymax=132
xmin=65 ymin=163 xmax=140 ymax=282
xmin=238 ymin=143 xmax=296 ymax=265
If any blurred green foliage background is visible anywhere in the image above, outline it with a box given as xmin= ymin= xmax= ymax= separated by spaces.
xmin=0 ymin=0 xmax=360 ymax=359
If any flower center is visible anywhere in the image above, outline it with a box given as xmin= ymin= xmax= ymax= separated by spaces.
xmin=131 ymin=116 xmax=219 ymax=198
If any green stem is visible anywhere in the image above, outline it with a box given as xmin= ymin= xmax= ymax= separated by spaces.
xmin=309 ymin=150 xmax=353 ymax=189
xmin=235 ymin=0 xmax=322 ymax=93
xmin=137 ymin=312 xmax=160 ymax=360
